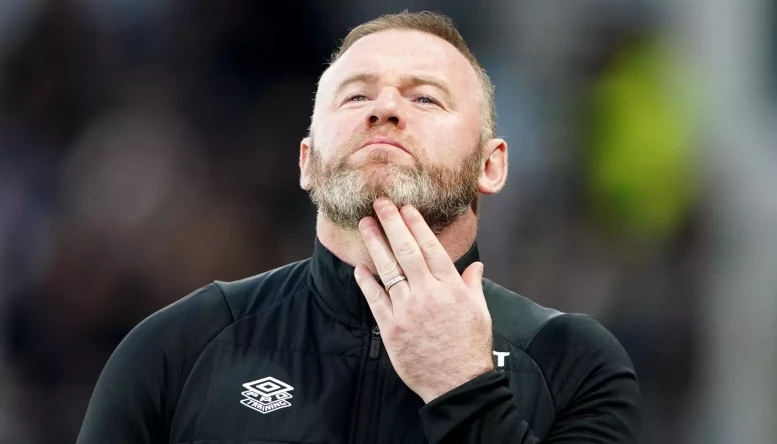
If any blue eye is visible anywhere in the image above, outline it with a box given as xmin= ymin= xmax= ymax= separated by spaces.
xmin=416 ymin=96 xmax=437 ymax=105
xmin=347 ymin=94 xmax=368 ymax=102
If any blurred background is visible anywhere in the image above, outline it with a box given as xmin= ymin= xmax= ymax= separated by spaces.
xmin=1 ymin=0 xmax=776 ymax=443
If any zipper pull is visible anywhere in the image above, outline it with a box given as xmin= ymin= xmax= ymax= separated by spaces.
xmin=369 ymin=325 xmax=381 ymax=359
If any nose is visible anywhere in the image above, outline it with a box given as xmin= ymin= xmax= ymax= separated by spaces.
xmin=364 ymin=89 xmax=406 ymax=130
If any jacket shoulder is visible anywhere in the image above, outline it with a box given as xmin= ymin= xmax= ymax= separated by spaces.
xmin=483 ymin=281 xmax=640 ymax=433
xmin=214 ymin=258 xmax=312 ymax=321
xmin=132 ymin=282 xmax=234 ymax=351
xmin=126 ymin=282 xmax=235 ymax=380
xmin=526 ymin=313 xmax=641 ymax=433
xmin=482 ymin=279 xmax=564 ymax=350
xmin=77 ymin=283 xmax=234 ymax=442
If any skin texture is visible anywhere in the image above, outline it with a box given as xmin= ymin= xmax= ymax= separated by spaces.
xmin=299 ymin=29 xmax=509 ymax=403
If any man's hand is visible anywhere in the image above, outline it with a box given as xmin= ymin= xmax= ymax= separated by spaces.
xmin=353 ymin=198 xmax=494 ymax=403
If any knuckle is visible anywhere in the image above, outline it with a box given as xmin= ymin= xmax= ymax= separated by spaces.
xmin=430 ymin=258 xmax=454 ymax=275
xmin=421 ymin=239 xmax=440 ymax=253
xmin=395 ymin=241 xmax=418 ymax=257
xmin=387 ymin=323 xmax=404 ymax=337
xmin=383 ymin=213 xmax=401 ymax=224
xmin=370 ymin=288 xmax=385 ymax=302
xmin=379 ymin=259 xmax=400 ymax=276
xmin=406 ymin=303 xmax=425 ymax=318
xmin=407 ymin=296 xmax=431 ymax=315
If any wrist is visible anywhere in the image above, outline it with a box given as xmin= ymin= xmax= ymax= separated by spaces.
xmin=421 ymin=361 xmax=495 ymax=403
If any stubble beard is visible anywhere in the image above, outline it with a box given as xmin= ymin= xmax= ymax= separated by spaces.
xmin=307 ymin=138 xmax=483 ymax=234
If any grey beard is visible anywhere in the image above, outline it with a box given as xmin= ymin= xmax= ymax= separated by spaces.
xmin=308 ymin=150 xmax=481 ymax=234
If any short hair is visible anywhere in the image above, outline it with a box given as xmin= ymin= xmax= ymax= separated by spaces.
xmin=326 ymin=11 xmax=496 ymax=142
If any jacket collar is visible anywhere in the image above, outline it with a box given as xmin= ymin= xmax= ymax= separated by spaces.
xmin=309 ymin=236 xmax=480 ymax=328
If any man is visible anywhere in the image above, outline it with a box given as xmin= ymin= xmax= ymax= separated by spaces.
xmin=77 ymin=11 xmax=641 ymax=444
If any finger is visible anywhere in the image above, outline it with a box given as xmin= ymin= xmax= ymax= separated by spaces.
xmin=462 ymin=262 xmax=489 ymax=314
xmin=372 ymin=198 xmax=431 ymax=283
xmin=354 ymin=265 xmax=393 ymax=326
xmin=461 ymin=261 xmax=485 ymax=292
xmin=399 ymin=205 xmax=459 ymax=279
xmin=358 ymin=216 xmax=411 ymax=299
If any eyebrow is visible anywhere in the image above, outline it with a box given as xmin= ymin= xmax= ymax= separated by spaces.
xmin=333 ymin=72 xmax=456 ymax=107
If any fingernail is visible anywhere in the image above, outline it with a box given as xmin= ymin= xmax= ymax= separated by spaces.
xmin=401 ymin=205 xmax=417 ymax=217
xmin=375 ymin=198 xmax=393 ymax=211
xmin=359 ymin=217 xmax=376 ymax=229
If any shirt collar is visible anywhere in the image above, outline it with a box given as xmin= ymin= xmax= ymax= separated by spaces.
xmin=309 ymin=236 xmax=481 ymax=328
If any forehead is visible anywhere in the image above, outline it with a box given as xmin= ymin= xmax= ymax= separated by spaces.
xmin=322 ymin=29 xmax=480 ymax=96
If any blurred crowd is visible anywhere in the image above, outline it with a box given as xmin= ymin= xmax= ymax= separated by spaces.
xmin=0 ymin=1 xmax=770 ymax=443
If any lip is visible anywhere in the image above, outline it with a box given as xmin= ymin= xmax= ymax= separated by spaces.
xmin=359 ymin=138 xmax=408 ymax=154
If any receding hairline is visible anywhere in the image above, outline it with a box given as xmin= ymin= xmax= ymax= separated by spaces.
xmin=311 ymin=12 xmax=496 ymax=141
xmin=320 ymin=28 xmax=479 ymax=96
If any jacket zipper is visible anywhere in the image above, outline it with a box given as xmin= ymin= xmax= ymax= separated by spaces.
xmin=356 ymin=325 xmax=382 ymax=443
xmin=369 ymin=325 xmax=382 ymax=359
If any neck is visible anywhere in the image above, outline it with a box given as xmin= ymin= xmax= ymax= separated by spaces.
xmin=316 ymin=207 xmax=478 ymax=274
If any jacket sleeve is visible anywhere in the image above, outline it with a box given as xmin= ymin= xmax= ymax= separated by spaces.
xmin=76 ymin=284 xmax=233 ymax=444
xmin=418 ymin=314 xmax=641 ymax=443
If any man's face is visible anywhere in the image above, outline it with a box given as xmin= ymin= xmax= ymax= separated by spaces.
xmin=302 ymin=29 xmax=486 ymax=233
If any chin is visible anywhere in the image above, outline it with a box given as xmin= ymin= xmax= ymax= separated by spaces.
xmin=361 ymin=175 xmax=396 ymax=194
xmin=358 ymin=162 xmax=396 ymax=178
xmin=350 ymin=147 xmax=414 ymax=167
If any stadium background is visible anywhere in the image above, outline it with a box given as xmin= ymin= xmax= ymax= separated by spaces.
xmin=1 ymin=0 xmax=775 ymax=443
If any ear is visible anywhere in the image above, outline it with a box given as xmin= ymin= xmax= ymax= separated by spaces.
xmin=299 ymin=137 xmax=312 ymax=190
xmin=478 ymin=138 xmax=508 ymax=195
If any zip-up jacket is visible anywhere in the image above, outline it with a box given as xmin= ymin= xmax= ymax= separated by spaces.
xmin=77 ymin=238 xmax=641 ymax=443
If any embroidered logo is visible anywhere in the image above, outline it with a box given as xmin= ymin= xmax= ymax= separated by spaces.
xmin=240 ymin=377 xmax=294 ymax=414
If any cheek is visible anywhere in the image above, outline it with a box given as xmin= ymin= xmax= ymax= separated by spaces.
xmin=415 ymin=118 xmax=473 ymax=167
xmin=332 ymin=117 xmax=359 ymax=144
xmin=316 ymin=115 xmax=359 ymax=159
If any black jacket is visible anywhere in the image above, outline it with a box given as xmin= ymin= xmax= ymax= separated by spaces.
xmin=77 ymin=238 xmax=641 ymax=443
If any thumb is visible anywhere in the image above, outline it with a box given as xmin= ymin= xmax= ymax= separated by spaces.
xmin=461 ymin=261 xmax=485 ymax=292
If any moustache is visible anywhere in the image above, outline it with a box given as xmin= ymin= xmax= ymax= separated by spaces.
xmin=345 ymin=128 xmax=420 ymax=157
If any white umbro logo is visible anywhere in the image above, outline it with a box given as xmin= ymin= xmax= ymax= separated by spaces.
xmin=240 ymin=377 xmax=294 ymax=414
